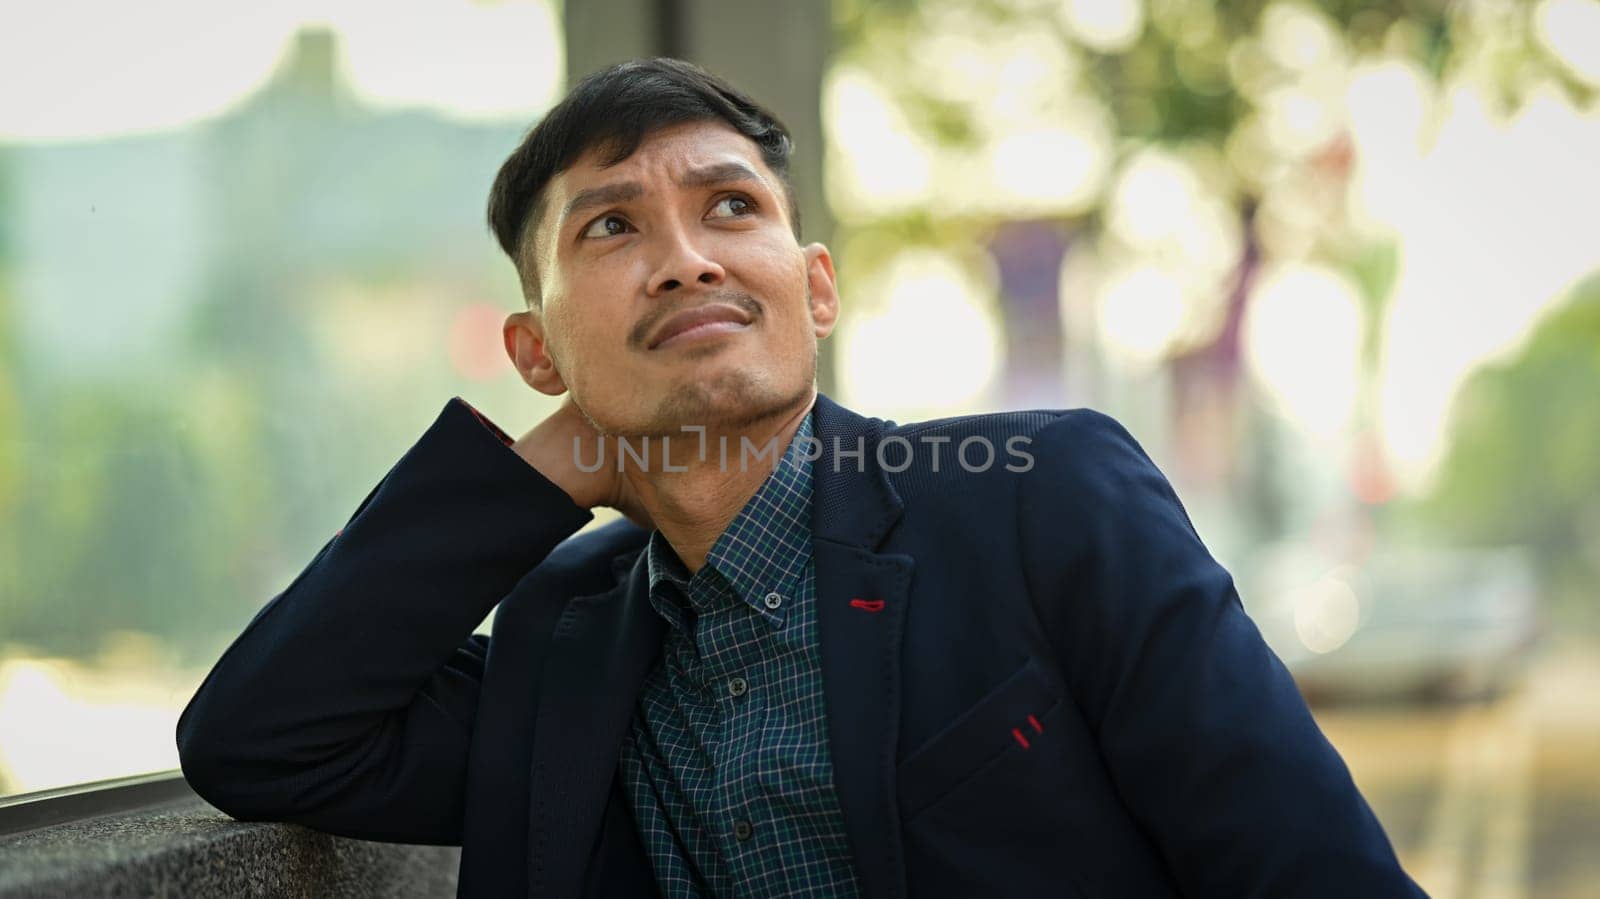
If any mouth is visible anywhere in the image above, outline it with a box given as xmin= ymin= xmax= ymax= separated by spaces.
xmin=653 ymin=320 xmax=750 ymax=350
xmin=647 ymin=303 xmax=755 ymax=350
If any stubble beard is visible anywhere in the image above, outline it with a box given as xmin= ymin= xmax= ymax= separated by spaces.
xmin=567 ymin=339 xmax=817 ymax=440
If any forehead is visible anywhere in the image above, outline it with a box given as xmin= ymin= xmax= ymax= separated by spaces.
xmin=547 ymin=121 xmax=773 ymax=212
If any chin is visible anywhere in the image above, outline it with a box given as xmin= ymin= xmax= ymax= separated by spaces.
xmin=623 ymin=368 xmax=809 ymax=437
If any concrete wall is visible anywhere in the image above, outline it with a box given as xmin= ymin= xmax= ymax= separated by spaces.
xmin=0 ymin=796 xmax=459 ymax=898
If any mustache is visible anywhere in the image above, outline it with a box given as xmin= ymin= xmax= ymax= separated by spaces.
xmin=629 ymin=290 xmax=763 ymax=349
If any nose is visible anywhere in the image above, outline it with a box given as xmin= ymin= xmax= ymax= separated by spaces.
xmin=646 ymin=224 xmax=726 ymax=297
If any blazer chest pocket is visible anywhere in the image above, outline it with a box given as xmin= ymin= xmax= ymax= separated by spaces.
xmin=896 ymin=658 xmax=1060 ymax=819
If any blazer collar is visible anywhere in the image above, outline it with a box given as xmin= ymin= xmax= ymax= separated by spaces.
xmin=810 ymin=391 xmax=905 ymax=548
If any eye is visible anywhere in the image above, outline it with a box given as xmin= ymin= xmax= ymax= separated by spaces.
xmin=708 ymin=195 xmax=755 ymax=219
xmin=581 ymin=214 xmax=633 ymax=239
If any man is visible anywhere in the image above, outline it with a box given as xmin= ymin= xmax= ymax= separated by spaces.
xmin=177 ymin=58 xmax=1425 ymax=898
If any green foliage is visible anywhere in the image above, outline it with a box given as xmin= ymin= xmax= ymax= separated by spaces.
xmin=836 ymin=0 xmax=1448 ymax=166
xmin=1415 ymin=276 xmax=1600 ymax=612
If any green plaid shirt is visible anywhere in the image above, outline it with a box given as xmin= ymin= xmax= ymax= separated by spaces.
xmin=619 ymin=412 xmax=863 ymax=898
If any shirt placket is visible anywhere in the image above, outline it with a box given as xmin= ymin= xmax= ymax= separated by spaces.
xmin=691 ymin=585 xmax=768 ymax=892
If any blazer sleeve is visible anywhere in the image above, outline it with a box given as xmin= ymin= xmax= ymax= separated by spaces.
xmin=176 ymin=397 xmax=593 ymax=845
xmin=1017 ymin=410 xmax=1425 ymax=898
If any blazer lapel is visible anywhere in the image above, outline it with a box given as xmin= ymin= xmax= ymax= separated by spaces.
xmin=811 ymin=393 xmax=914 ymax=899
xmin=527 ymin=551 xmax=663 ymax=899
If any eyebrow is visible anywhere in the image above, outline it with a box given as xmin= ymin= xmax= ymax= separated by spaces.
xmin=560 ymin=161 xmax=772 ymax=228
xmin=679 ymin=161 xmax=770 ymax=191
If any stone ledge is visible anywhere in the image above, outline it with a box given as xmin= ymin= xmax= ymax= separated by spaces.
xmin=0 ymin=797 xmax=459 ymax=898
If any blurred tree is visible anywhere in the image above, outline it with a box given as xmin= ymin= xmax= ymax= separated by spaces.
xmin=1411 ymin=276 xmax=1600 ymax=622
xmin=0 ymin=29 xmax=528 ymax=659
xmin=838 ymin=0 xmax=1584 ymax=149
xmin=829 ymin=0 xmax=1592 ymax=558
xmin=828 ymin=0 xmax=1457 ymax=540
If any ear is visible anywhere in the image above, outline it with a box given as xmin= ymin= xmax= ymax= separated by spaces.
xmin=803 ymin=243 xmax=839 ymax=339
xmin=503 ymin=310 xmax=568 ymax=396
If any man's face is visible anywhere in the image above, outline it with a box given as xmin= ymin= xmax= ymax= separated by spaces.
xmin=503 ymin=120 xmax=839 ymax=437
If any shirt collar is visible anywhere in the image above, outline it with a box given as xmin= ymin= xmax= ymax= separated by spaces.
xmin=644 ymin=411 xmax=816 ymax=627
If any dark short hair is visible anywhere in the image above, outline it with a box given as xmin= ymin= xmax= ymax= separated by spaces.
xmin=487 ymin=57 xmax=801 ymax=305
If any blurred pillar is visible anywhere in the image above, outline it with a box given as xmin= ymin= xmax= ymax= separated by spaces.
xmin=987 ymin=221 xmax=1069 ymax=409
xmin=563 ymin=0 xmax=837 ymax=394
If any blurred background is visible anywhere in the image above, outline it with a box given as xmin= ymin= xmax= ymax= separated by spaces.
xmin=0 ymin=0 xmax=1596 ymax=894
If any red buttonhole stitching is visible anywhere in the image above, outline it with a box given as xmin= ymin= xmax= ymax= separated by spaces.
xmin=849 ymin=598 xmax=886 ymax=612
xmin=467 ymin=403 xmax=513 ymax=446
xmin=1011 ymin=728 xmax=1031 ymax=749
xmin=1027 ymin=714 xmax=1043 ymax=734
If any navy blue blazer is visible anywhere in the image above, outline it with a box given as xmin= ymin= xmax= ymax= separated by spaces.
xmin=177 ymin=393 xmax=1424 ymax=898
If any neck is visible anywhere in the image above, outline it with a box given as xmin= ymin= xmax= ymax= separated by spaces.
xmin=624 ymin=390 xmax=816 ymax=573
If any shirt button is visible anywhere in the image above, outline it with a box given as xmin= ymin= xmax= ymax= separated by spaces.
xmin=727 ymin=675 xmax=748 ymax=697
xmin=763 ymin=592 xmax=784 ymax=610
xmin=733 ymin=819 xmax=753 ymax=842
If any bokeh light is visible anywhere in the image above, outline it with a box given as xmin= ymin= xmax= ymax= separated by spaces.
xmin=839 ymin=250 xmax=1000 ymax=417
